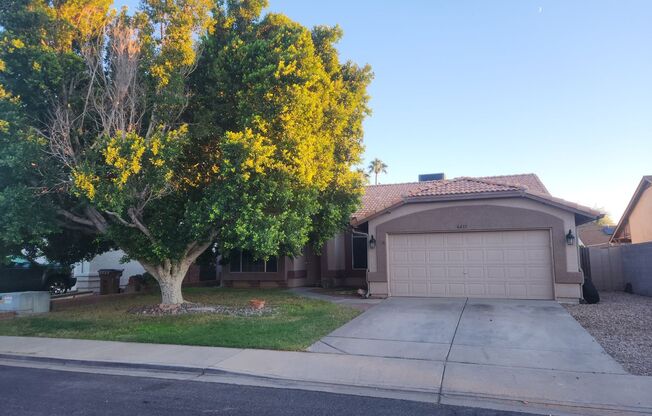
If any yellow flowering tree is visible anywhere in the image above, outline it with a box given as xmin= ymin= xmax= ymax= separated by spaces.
xmin=0 ymin=0 xmax=372 ymax=305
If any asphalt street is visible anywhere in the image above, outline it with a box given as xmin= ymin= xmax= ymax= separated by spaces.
xmin=0 ymin=365 xmax=534 ymax=416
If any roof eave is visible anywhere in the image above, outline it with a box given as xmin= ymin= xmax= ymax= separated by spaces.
xmin=351 ymin=190 xmax=601 ymax=226
xmin=610 ymin=176 xmax=652 ymax=243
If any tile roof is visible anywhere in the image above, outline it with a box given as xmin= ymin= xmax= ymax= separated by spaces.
xmin=479 ymin=174 xmax=550 ymax=195
xmin=408 ymin=177 xmax=523 ymax=198
xmin=578 ymin=223 xmax=614 ymax=247
xmin=351 ymin=173 xmax=599 ymax=225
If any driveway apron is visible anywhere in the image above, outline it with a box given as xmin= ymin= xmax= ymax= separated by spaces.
xmin=308 ymin=297 xmax=625 ymax=374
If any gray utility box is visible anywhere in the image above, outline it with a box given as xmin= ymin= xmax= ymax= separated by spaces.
xmin=0 ymin=291 xmax=50 ymax=315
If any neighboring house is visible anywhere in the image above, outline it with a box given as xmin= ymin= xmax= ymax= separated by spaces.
xmin=610 ymin=176 xmax=652 ymax=244
xmin=578 ymin=223 xmax=614 ymax=248
xmin=221 ymin=173 xmax=600 ymax=302
xmin=74 ymin=250 xmax=146 ymax=291
xmin=74 ymin=250 xmax=217 ymax=292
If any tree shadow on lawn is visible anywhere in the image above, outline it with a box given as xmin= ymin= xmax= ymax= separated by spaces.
xmin=0 ymin=288 xmax=360 ymax=350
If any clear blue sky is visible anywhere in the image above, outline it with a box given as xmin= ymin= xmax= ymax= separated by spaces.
xmin=115 ymin=0 xmax=652 ymax=221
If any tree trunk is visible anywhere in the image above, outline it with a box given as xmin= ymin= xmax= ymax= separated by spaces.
xmin=158 ymin=275 xmax=185 ymax=304
xmin=136 ymin=239 xmax=215 ymax=305
xmin=143 ymin=260 xmax=193 ymax=305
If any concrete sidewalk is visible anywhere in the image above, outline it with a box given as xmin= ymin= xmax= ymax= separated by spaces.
xmin=1 ymin=336 xmax=651 ymax=416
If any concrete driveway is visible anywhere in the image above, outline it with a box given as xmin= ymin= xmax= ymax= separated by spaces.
xmin=309 ymin=298 xmax=625 ymax=374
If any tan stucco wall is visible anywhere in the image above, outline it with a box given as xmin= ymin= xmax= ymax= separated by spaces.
xmin=629 ymin=186 xmax=652 ymax=243
xmin=290 ymin=253 xmax=306 ymax=271
xmin=365 ymin=198 xmax=583 ymax=299
xmin=368 ymin=198 xmax=578 ymax=272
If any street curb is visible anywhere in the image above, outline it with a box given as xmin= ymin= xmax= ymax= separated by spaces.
xmin=2 ymin=353 xmax=650 ymax=416
xmin=0 ymin=353 xmax=218 ymax=375
xmin=440 ymin=392 xmax=652 ymax=416
xmin=0 ymin=353 xmax=438 ymax=404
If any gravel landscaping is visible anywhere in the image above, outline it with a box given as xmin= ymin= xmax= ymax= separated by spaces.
xmin=127 ymin=302 xmax=275 ymax=317
xmin=564 ymin=291 xmax=652 ymax=376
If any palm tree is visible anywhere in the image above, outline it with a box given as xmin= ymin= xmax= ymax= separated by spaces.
xmin=367 ymin=158 xmax=388 ymax=185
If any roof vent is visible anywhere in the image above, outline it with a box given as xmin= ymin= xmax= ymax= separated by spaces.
xmin=418 ymin=173 xmax=446 ymax=182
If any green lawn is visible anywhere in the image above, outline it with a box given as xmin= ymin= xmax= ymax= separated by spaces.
xmin=0 ymin=288 xmax=360 ymax=350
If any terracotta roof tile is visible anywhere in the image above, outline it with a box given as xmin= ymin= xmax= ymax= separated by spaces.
xmin=478 ymin=174 xmax=550 ymax=195
xmin=408 ymin=177 xmax=523 ymax=197
xmin=352 ymin=181 xmax=424 ymax=222
xmin=351 ymin=173 xmax=599 ymax=224
xmin=578 ymin=223 xmax=614 ymax=247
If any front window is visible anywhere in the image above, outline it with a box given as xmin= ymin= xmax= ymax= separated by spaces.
xmin=352 ymin=234 xmax=368 ymax=270
xmin=230 ymin=251 xmax=278 ymax=273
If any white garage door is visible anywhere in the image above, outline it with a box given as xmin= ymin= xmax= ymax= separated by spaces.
xmin=388 ymin=230 xmax=554 ymax=299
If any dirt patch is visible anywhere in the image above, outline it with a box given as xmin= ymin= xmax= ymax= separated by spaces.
xmin=128 ymin=302 xmax=275 ymax=317
xmin=564 ymin=292 xmax=652 ymax=376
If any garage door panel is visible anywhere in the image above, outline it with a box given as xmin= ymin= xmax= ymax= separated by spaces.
xmin=527 ymin=249 xmax=549 ymax=262
xmin=466 ymin=284 xmax=485 ymax=296
xmin=391 ymin=250 xmax=409 ymax=264
xmin=448 ymin=283 xmax=466 ymax=296
xmin=466 ymin=249 xmax=484 ymax=262
xmin=527 ymin=266 xmax=551 ymax=280
xmin=446 ymin=234 xmax=465 ymax=246
xmin=391 ymin=266 xmax=410 ymax=279
xmin=447 ymin=250 xmax=464 ymax=262
xmin=487 ymin=284 xmax=508 ymax=297
xmin=408 ymin=235 xmax=426 ymax=248
xmin=485 ymin=249 xmax=505 ymax=262
xmin=447 ymin=267 xmax=464 ymax=278
xmin=505 ymin=266 xmax=527 ymax=279
xmin=507 ymin=284 xmax=528 ymax=298
xmin=409 ymin=267 xmax=427 ymax=279
xmin=504 ymin=249 xmax=527 ymax=263
xmin=464 ymin=233 xmax=484 ymax=245
xmin=487 ymin=267 xmax=507 ymax=279
xmin=429 ymin=284 xmax=446 ymax=296
xmin=426 ymin=234 xmax=445 ymax=247
xmin=466 ymin=266 xmax=484 ymax=279
xmin=427 ymin=250 xmax=446 ymax=262
xmin=389 ymin=230 xmax=553 ymax=300
xmin=429 ymin=266 xmax=446 ymax=278
xmin=410 ymin=250 xmax=427 ymax=263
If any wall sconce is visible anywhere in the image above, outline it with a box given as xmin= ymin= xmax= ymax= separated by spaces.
xmin=565 ymin=229 xmax=576 ymax=246
xmin=369 ymin=235 xmax=376 ymax=249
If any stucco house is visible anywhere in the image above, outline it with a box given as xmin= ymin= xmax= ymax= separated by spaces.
xmin=610 ymin=175 xmax=652 ymax=244
xmin=221 ymin=173 xmax=601 ymax=302
xmin=74 ymin=250 xmax=217 ymax=292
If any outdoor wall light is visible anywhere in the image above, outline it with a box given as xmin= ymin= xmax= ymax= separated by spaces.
xmin=565 ymin=229 xmax=576 ymax=246
xmin=369 ymin=235 xmax=376 ymax=249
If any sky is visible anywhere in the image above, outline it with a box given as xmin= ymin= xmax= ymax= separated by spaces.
xmin=115 ymin=0 xmax=652 ymax=221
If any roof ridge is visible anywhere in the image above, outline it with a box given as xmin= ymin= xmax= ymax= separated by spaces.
xmin=365 ymin=180 xmax=438 ymax=188
xmin=455 ymin=176 xmax=525 ymax=190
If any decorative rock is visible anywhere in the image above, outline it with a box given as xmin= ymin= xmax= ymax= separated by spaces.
xmin=128 ymin=302 xmax=274 ymax=317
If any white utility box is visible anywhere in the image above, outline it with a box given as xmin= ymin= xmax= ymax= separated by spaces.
xmin=0 ymin=291 xmax=50 ymax=315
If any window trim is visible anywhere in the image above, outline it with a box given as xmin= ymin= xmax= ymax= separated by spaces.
xmin=351 ymin=233 xmax=368 ymax=270
xmin=230 ymin=251 xmax=279 ymax=273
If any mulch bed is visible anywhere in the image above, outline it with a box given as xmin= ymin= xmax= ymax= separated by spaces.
xmin=127 ymin=302 xmax=275 ymax=317
xmin=564 ymin=291 xmax=652 ymax=376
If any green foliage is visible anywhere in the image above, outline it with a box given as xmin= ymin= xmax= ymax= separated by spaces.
xmin=367 ymin=158 xmax=388 ymax=185
xmin=188 ymin=3 xmax=372 ymax=257
xmin=0 ymin=0 xmax=372 ymax=299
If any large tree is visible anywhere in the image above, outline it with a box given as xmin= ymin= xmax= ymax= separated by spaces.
xmin=0 ymin=0 xmax=372 ymax=304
